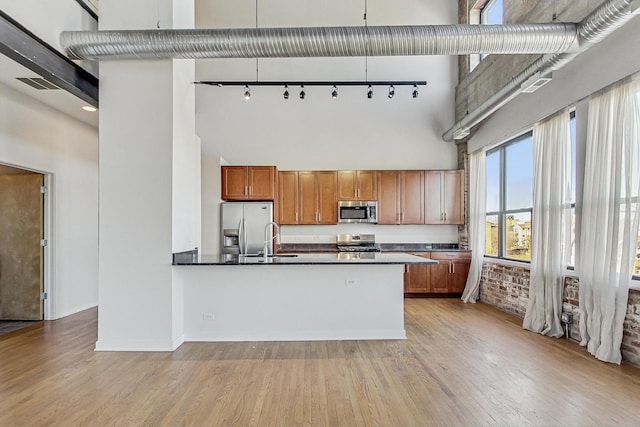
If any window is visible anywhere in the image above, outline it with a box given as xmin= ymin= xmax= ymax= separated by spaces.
xmin=485 ymin=132 xmax=533 ymax=261
xmin=481 ymin=0 xmax=503 ymax=25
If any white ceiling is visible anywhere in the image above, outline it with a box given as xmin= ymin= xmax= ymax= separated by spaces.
xmin=0 ymin=53 xmax=98 ymax=128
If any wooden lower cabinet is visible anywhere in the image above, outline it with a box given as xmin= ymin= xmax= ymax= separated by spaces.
xmin=403 ymin=251 xmax=471 ymax=295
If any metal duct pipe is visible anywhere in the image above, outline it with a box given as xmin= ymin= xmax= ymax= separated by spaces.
xmin=60 ymin=23 xmax=578 ymax=60
xmin=443 ymin=0 xmax=639 ymax=142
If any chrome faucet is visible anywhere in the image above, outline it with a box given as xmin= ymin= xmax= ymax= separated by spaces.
xmin=263 ymin=222 xmax=280 ymax=262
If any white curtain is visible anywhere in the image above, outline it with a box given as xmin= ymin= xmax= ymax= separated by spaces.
xmin=579 ymin=79 xmax=640 ymax=364
xmin=523 ymin=112 xmax=572 ymax=337
xmin=462 ymin=150 xmax=486 ymax=303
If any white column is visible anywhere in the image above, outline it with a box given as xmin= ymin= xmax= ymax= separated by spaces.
xmin=96 ymin=0 xmax=196 ymax=351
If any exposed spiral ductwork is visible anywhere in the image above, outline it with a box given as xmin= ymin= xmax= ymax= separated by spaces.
xmin=60 ymin=23 xmax=579 ymax=60
xmin=442 ymin=0 xmax=640 ymax=141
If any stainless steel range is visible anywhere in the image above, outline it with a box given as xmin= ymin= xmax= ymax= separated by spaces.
xmin=336 ymin=234 xmax=381 ymax=253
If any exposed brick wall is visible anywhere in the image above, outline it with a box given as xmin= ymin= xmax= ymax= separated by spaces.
xmin=479 ymin=262 xmax=530 ymax=318
xmin=478 ymin=261 xmax=640 ymax=366
xmin=623 ymin=289 xmax=640 ymax=366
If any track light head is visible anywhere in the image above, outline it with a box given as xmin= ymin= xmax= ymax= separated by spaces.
xmin=367 ymin=85 xmax=373 ymax=99
xmin=412 ymin=84 xmax=419 ymax=99
xmin=244 ymin=84 xmax=251 ymax=100
xmin=299 ymin=85 xmax=305 ymax=100
xmin=283 ymin=84 xmax=289 ymax=100
xmin=388 ymin=85 xmax=395 ymax=99
xmin=331 ymin=85 xmax=338 ymax=99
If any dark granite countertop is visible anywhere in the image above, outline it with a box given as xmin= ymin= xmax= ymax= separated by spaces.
xmin=277 ymin=243 xmax=469 ymax=253
xmin=172 ymin=251 xmax=437 ymax=266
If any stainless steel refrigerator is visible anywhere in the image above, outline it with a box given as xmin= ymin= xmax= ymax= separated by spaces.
xmin=220 ymin=201 xmax=274 ymax=255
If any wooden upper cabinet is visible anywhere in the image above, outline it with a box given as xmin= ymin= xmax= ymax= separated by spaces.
xmin=280 ymin=171 xmax=337 ymax=225
xmin=377 ymin=170 xmax=424 ymax=224
xmin=424 ymin=170 xmax=464 ymax=224
xmin=401 ymin=171 xmax=424 ymax=224
xmin=317 ymin=171 xmax=338 ymax=224
xmin=377 ymin=171 xmax=400 ymax=224
xmin=337 ymin=170 xmax=377 ymax=201
xmin=221 ymin=166 xmax=276 ymax=200
xmin=278 ymin=171 xmax=298 ymax=225
xmin=298 ymin=171 xmax=318 ymax=224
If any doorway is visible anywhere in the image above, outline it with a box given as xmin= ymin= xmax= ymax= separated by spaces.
xmin=0 ymin=164 xmax=45 ymax=333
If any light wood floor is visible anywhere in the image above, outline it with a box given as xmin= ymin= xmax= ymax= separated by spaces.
xmin=2 ymin=299 xmax=640 ymax=426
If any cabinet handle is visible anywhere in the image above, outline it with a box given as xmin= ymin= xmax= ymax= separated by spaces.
xmin=355 ymin=189 xmax=358 ymax=198
xmin=396 ymin=212 xmax=399 ymax=222
xmin=316 ymin=212 xmax=319 ymax=222
xmin=357 ymin=188 xmax=360 ymax=198
xmin=401 ymin=212 xmax=404 ymax=222
xmin=452 ymin=263 xmax=455 ymax=274
xmin=249 ymin=186 xmax=252 ymax=196
xmin=444 ymin=212 xmax=447 ymax=222
xmin=295 ymin=212 xmax=298 ymax=223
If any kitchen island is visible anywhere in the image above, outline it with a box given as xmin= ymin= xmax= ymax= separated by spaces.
xmin=173 ymin=251 xmax=436 ymax=342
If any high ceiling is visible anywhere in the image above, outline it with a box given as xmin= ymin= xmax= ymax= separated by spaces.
xmin=0 ymin=53 xmax=98 ymax=128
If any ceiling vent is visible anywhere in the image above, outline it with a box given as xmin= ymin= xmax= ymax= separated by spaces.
xmin=16 ymin=77 xmax=60 ymax=90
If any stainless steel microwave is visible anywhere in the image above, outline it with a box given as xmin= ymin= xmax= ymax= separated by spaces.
xmin=338 ymin=201 xmax=378 ymax=223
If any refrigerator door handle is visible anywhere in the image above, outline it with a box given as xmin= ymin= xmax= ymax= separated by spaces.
xmin=238 ymin=218 xmax=245 ymax=254
xmin=242 ymin=218 xmax=248 ymax=254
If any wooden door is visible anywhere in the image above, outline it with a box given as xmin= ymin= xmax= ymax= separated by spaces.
xmin=400 ymin=171 xmax=424 ymax=224
xmin=377 ymin=171 xmax=399 ymax=224
xmin=443 ymin=170 xmax=464 ymax=224
xmin=0 ymin=173 xmax=43 ymax=320
xmin=424 ymin=171 xmax=443 ymax=224
xmin=248 ymin=166 xmax=276 ymax=200
xmin=357 ymin=170 xmax=377 ymax=200
xmin=317 ymin=171 xmax=337 ymax=224
xmin=221 ymin=166 xmax=247 ymax=200
xmin=429 ymin=263 xmax=451 ymax=293
xmin=337 ymin=170 xmax=358 ymax=200
xmin=298 ymin=171 xmax=318 ymax=224
xmin=278 ymin=171 xmax=298 ymax=224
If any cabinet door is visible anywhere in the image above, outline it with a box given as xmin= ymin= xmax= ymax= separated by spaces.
xmin=298 ymin=171 xmax=318 ymax=224
xmin=401 ymin=171 xmax=424 ymax=224
xmin=424 ymin=171 xmax=443 ymax=224
xmin=357 ymin=170 xmax=378 ymax=200
xmin=377 ymin=171 xmax=400 ymax=224
xmin=429 ymin=263 xmax=451 ymax=293
xmin=247 ymin=166 xmax=276 ymax=200
xmin=278 ymin=171 xmax=298 ymax=224
xmin=221 ymin=166 xmax=248 ymax=200
xmin=405 ymin=264 xmax=429 ymax=293
xmin=443 ymin=170 xmax=464 ymax=224
xmin=450 ymin=260 xmax=470 ymax=293
xmin=337 ymin=170 xmax=358 ymax=200
xmin=317 ymin=171 xmax=337 ymax=224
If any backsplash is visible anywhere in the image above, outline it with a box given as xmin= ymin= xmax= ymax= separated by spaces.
xmin=279 ymin=224 xmax=459 ymax=244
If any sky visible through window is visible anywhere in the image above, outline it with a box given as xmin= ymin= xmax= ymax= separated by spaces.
xmin=483 ymin=0 xmax=503 ymax=25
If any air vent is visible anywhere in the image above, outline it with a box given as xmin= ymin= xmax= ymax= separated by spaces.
xmin=16 ymin=77 xmax=60 ymax=90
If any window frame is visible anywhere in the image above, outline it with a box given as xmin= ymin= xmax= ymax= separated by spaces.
xmin=485 ymin=130 xmax=533 ymax=262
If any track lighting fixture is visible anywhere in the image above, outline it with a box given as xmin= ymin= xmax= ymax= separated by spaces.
xmin=200 ymin=81 xmax=427 ymax=100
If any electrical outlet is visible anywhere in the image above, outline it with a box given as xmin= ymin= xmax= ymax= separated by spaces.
xmin=345 ymin=279 xmax=357 ymax=286
xmin=561 ymin=312 xmax=573 ymax=323
xmin=202 ymin=313 xmax=214 ymax=321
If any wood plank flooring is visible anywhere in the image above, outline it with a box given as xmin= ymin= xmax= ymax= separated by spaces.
xmin=1 ymin=299 xmax=640 ymax=426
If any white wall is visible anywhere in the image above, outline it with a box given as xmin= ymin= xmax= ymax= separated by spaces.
xmin=195 ymin=0 xmax=460 ymax=251
xmin=0 ymin=0 xmax=99 ymax=75
xmin=468 ymin=15 xmax=640 ymax=153
xmin=0 ymin=82 xmax=98 ymax=319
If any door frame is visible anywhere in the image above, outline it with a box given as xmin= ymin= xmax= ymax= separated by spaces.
xmin=0 ymin=162 xmax=53 ymax=320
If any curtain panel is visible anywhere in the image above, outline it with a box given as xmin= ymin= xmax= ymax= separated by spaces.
xmin=578 ymin=79 xmax=640 ymax=364
xmin=462 ymin=150 xmax=486 ymax=303
xmin=523 ymin=111 xmax=572 ymax=337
